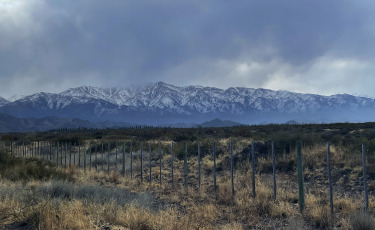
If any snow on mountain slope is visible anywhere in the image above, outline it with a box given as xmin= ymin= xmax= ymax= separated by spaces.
xmin=1 ymin=82 xmax=375 ymax=124
xmin=0 ymin=97 xmax=9 ymax=107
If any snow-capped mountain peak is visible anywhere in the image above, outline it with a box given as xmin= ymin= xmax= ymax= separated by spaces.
xmin=1 ymin=82 xmax=375 ymax=124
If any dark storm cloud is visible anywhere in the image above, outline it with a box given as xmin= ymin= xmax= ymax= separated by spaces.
xmin=1 ymin=0 xmax=375 ymax=98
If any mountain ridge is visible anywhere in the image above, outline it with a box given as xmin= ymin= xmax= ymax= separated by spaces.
xmin=0 ymin=82 xmax=374 ymax=125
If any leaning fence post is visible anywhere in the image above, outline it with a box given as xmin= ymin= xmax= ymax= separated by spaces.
xmin=362 ymin=143 xmax=369 ymax=212
xmin=327 ymin=142 xmax=334 ymax=217
xmin=213 ymin=141 xmax=217 ymax=199
xmin=198 ymin=141 xmax=201 ymax=189
xmin=230 ymin=140 xmax=234 ymax=201
xmin=297 ymin=141 xmax=305 ymax=213
xmin=184 ymin=141 xmax=188 ymax=188
xmin=272 ymin=141 xmax=277 ymax=200
xmin=251 ymin=141 xmax=256 ymax=198
xmin=171 ymin=142 xmax=174 ymax=187
xmin=122 ymin=142 xmax=126 ymax=176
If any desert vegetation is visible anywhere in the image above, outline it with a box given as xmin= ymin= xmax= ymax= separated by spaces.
xmin=1 ymin=122 xmax=375 ymax=229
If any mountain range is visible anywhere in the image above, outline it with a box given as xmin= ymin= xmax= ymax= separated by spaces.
xmin=0 ymin=82 xmax=374 ymax=131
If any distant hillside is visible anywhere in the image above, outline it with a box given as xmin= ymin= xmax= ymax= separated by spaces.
xmin=0 ymin=113 xmax=131 ymax=133
xmin=198 ymin=118 xmax=243 ymax=127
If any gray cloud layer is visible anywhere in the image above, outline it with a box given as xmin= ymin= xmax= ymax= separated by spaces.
xmin=1 ymin=0 xmax=375 ymax=98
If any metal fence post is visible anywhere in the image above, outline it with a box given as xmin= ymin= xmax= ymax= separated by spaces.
xmin=272 ymin=141 xmax=276 ymax=200
xmin=213 ymin=141 xmax=217 ymax=199
xmin=297 ymin=141 xmax=305 ymax=213
xmin=251 ymin=141 xmax=256 ymax=198
xmin=327 ymin=142 xmax=334 ymax=217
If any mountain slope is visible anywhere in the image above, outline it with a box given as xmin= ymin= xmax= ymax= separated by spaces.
xmin=0 ymin=113 xmax=132 ymax=133
xmin=0 ymin=97 xmax=9 ymax=107
xmin=0 ymin=82 xmax=374 ymax=124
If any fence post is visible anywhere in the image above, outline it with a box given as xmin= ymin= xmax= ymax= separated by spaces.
xmin=84 ymin=143 xmax=87 ymax=172
xmin=56 ymin=142 xmax=59 ymax=165
xmin=230 ymin=140 xmax=234 ymax=201
xmin=101 ymin=143 xmax=104 ymax=170
xmin=184 ymin=141 xmax=188 ymax=188
xmin=107 ymin=142 xmax=110 ymax=173
xmin=49 ymin=142 xmax=52 ymax=161
xmin=60 ymin=142 xmax=63 ymax=166
xmin=198 ymin=141 xmax=201 ymax=189
xmin=37 ymin=141 xmax=40 ymax=158
xmin=362 ymin=143 xmax=369 ymax=212
xmin=140 ymin=141 xmax=143 ymax=182
xmin=115 ymin=142 xmax=118 ymax=170
xmin=89 ymin=142 xmax=92 ymax=170
xmin=171 ymin=142 xmax=174 ymax=187
xmin=272 ymin=141 xmax=277 ymax=200
xmin=213 ymin=141 xmax=217 ymax=199
xmin=122 ymin=142 xmax=126 ymax=176
xmin=69 ymin=143 xmax=72 ymax=168
xmin=130 ymin=142 xmax=133 ymax=179
xmin=251 ymin=141 xmax=256 ymax=198
xmin=74 ymin=142 xmax=76 ymax=166
xmin=297 ymin=141 xmax=305 ymax=213
xmin=327 ymin=142 xmax=334 ymax=217
xmin=159 ymin=142 xmax=162 ymax=186
xmin=149 ymin=143 xmax=152 ymax=183
xmin=79 ymin=142 xmax=81 ymax=167
xmin=95 ymin=143 xmax=98 ymax=171
xmin=65 ymin=143 xmax=67 ymax=167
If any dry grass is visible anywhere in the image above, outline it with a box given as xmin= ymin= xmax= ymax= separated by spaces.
xmin=1 ymin=139 xmax=375 ymax=229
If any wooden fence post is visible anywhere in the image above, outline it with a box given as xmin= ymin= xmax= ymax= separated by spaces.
xmin=69 ymin=143 xmax=72 ymax=168
xmin=115 ymin=142 xmax=118 ymax=170
xmin=272 ymin=141 xmax=277 ymax=200
xmin=89 ymin=142 xmax=92 ymax=170
xmin=130 ymin=142 xmax=133 ymax=179
xmin=213 ymin=141 xmax=217 ymax=199
xmin=171 ymin=142 xmax=174 ymax=187
xmin=107 ymin=142 xmax=110 ymax=173
xmin=74 ymin=142 xmax=76 ymax=166
xmin=95 ymin=143 xmax=98 ymax=171
xmin=79 ymin=142 xmax=81 ymax=167
xmin=140 ymin=141 xmax=143 ymax=182
xmin=362 ymin=143 xmax=369 ymax=212
xmin=65 ymin=143 xmax=67 ymax=167
xmin=198 ymin=141 xmax=201 ymax=189
xmin=297 ymin=141 xmax=305 ymax=213
xmin=149 ymin=143 xmax=152 ymax=183
xmin=84 ymin=143 xmax=87 ymax=172
xmin=60 ymin=142 xmax=63 ymax=166
xmin=327 ymin=142 xmax=334 ymax=217
xmin=184 ymin=141 xmax=188 ymax=188
xmin=159 ymin=142 xmax=162 ymax=186
xmin=122 ymin=142 xmax=126 ymax=176
xmin=230 ymin=140 xmax=234 ymax=201
xmin=251 ymin=141 xmax=256 ymax=198
xmin=56 ymin=142 xmax=59 ymax=165
xmin=101 ymin=143 xmax=104 ymax=170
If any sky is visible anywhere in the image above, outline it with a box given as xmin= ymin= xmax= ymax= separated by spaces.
xmin=1 ymin=0 xmax=375 ymax=99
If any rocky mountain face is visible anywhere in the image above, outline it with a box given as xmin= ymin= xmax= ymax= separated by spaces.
xmin=0 ymin=82 xmax=374 ymax=125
